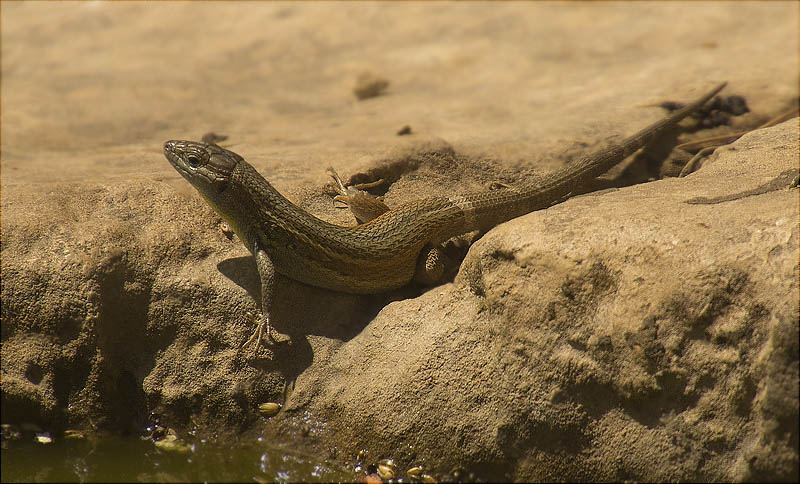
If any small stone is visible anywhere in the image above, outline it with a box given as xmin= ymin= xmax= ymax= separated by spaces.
xmin=258 ymin=402 xmax=281 ymax=417
xmin=64 ymin=429 xmax=85 ymax=440
xmin=377 ymin=459 xmax=396 ymax=480
xmin=35 ymin=432 xmax=53 ymax=444
xmin=353 ymin=73 xmax=390 ymax=100
xmin=407 ymin=465 xmax=424 ymax=479
xmin=153 ymin=431 xmax=191 ymax=454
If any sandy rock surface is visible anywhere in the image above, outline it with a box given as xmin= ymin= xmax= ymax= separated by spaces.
xmin=2 ymin=2 xmax=798 ymax=481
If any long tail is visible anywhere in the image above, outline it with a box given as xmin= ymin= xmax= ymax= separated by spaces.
xmin=455 ymin=82 xmax=728 ymax=231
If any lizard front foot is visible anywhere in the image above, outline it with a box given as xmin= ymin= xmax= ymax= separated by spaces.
xmin=241 ymin=313 xmax=272 ymax=355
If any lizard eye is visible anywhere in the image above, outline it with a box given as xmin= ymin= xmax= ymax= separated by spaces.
xmin=186 ymin=154 xmax=202 ymax=168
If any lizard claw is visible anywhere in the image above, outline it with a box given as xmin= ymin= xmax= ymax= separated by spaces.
xmin=242 ymin=314 xmax=272 ymax=354
xmin=326 ymin=167 xmax=350 ymax=197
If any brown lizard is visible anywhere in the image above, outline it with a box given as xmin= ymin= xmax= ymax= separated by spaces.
xmin=163 ymin=82 xmax=727 ymax=352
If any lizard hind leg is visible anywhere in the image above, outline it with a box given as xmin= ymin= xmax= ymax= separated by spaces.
xmin=413 ymin=244 xmax=449 ymax=285
xmin=327 ymin=167 xmax=390 ymax=224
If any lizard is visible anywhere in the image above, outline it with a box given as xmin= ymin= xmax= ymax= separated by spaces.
xmin=163 ymin=82 xmax=727 ymax=352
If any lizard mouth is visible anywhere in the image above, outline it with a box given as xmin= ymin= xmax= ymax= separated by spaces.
xmin=163 ymin=141 xmax=195 ymax=177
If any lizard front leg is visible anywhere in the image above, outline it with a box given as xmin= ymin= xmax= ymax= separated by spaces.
xmin=242 ymin=247 xmax=278 ymax=354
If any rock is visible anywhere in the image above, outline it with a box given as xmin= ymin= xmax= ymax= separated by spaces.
xmin=287 ymin=120 xmax=799 ymax=481
xmin=1 ymin=2 xmax=797 ymax=481
xmin=2 ymin=119 xmax=797 ymax=481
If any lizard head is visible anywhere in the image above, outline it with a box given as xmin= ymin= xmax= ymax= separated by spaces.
xmin=163 ymin=140 xmax=244 ymax=195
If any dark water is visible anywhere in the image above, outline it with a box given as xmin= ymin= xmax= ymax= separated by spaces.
xmin=1 ymin=431 xmax=353 ymax=483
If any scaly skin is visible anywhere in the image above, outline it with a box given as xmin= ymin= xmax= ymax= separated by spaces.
xmin=163 ymin=82 xmax=726 ymax=347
